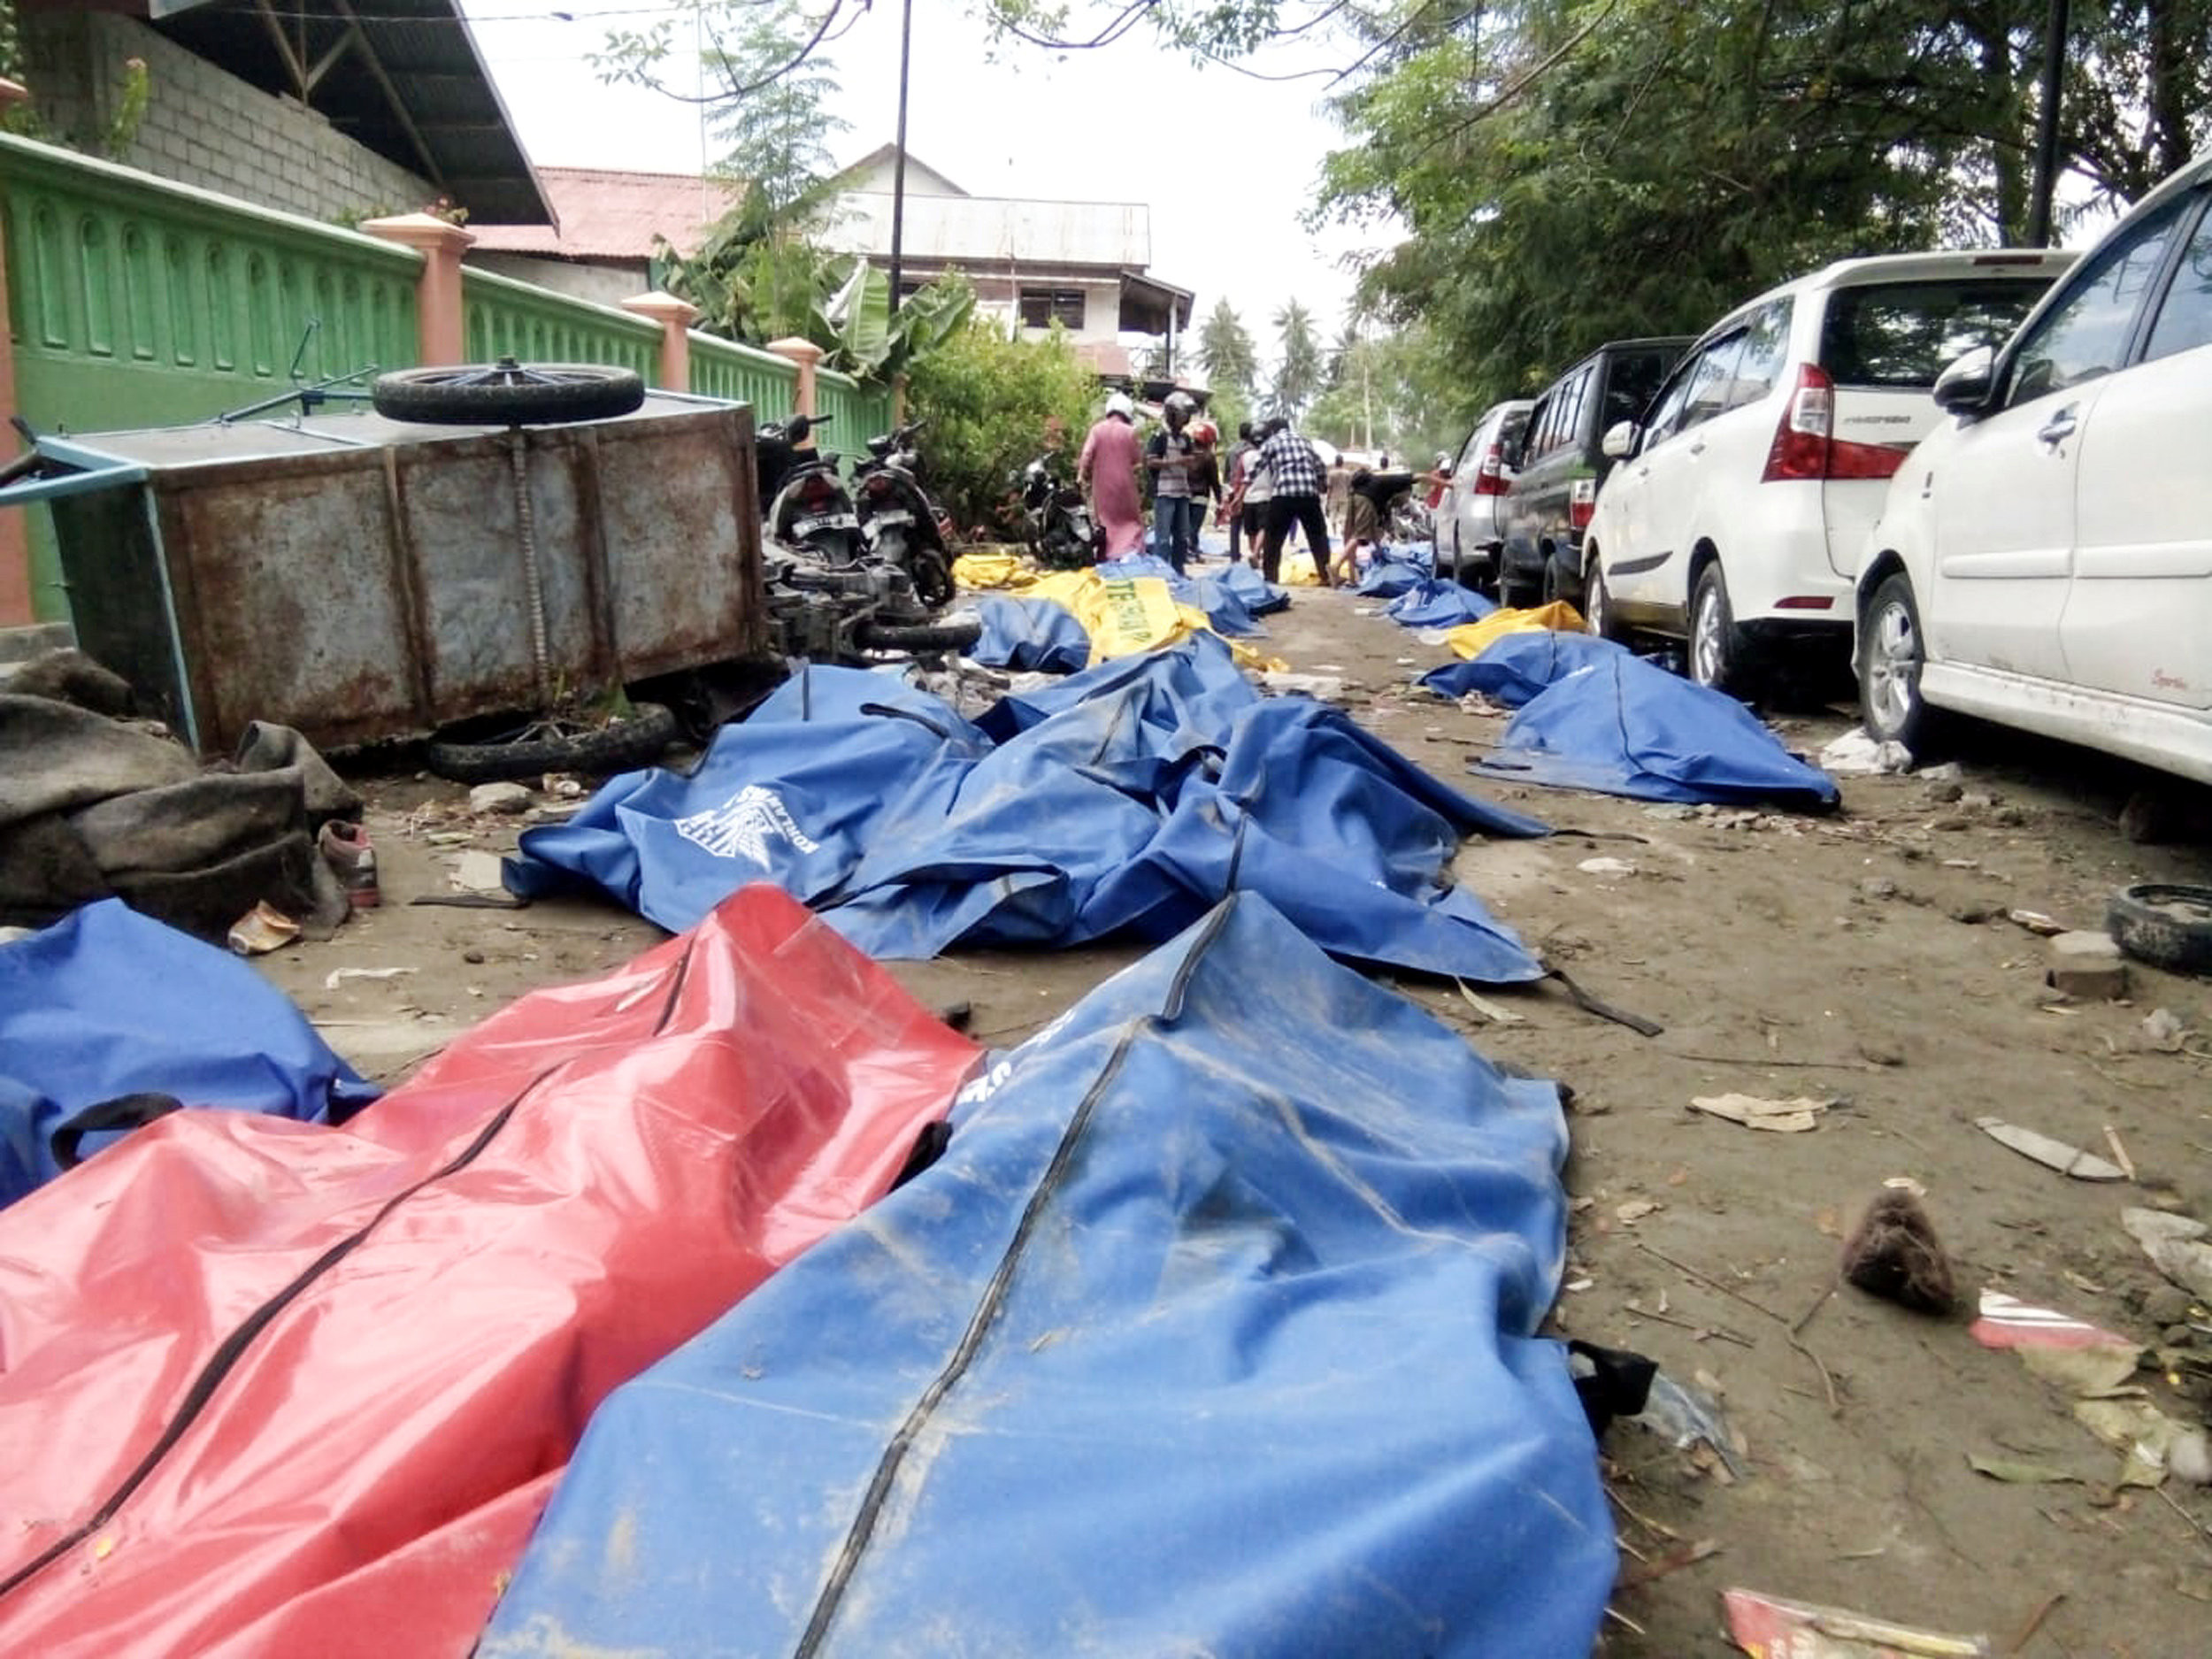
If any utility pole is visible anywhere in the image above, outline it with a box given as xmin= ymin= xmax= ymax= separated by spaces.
xmin=887 ymin=0 xmax=913 ymax=315
xmin=2026 ymin=0 xmax=2070 ymax=245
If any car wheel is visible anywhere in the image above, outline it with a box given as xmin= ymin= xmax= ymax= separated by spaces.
xmin=1500 ymin=570 xmax=1540 ymax=611
xmin=372 ymin=359 xmax=646 ymax=426
xmin=1689 ymin=562 xmax=1755 ymax=693
xmin=2106 ymin=882 xmax=2212 ymax=974
xmin=1858 ymin=572 xmax=1938 ymax=751
xmin=1585 ymin=555 xmax=1626 ymax=644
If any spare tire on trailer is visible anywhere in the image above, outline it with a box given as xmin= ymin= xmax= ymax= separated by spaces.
xmin=373 ymin=358 xmax=646 ymax=426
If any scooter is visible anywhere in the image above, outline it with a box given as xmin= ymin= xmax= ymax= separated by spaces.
xmin=852 ymin=419 xmax=955 ymax=609
xmin=757 ymin=413 xmax=864 ymax=566
xmin=1018 ymin=455 xmax=1099 ymax=570
xmin=754 ymin=413 xmax=978 ymax=660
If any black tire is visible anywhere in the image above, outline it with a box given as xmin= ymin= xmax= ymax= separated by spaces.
xmin=1584 ymin=552 xmax=1628 ymax=643
xmin=427 ymin=702 xmax=676 ymax=783
xmin=1541 ymin=549 xmax=1584 ymax=611
xmin=856 ymin=617 xmax=982 ymax=654
xmin=373 ymin=359 xmax=646 ymax=426
xmin=2107 ymin=882 xmax=2212 ymax=974
xmin=1857 ymin=571 xmax=1939 ymax=752
xmin=1688 ymin=561 xmax=1754 ymax=693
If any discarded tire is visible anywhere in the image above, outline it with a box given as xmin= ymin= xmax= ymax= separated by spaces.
xmin=2106 ymin=881 xmax=2212 ymax=974
xmin=373 ymin=359 xmax=646 ymax=426
xmin=855 ymin=618 xmax=982 ymax=655
xmin=426 ymin=703 xmax=677 ymax=784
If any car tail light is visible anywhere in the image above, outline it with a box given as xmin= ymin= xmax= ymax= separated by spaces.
xmin=1569 ymin=477 xmax=1595 ymax=530
xmin=1761 ymin=363 xmax=1909 ymax=483
xmin=1474 ymin=443 xmax=1509 ymax=495
xmin=1772 ymin=595 xmax=1836 ymax=610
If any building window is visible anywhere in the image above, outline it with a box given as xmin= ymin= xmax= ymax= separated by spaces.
xmin=1018 ymin=288 xmax=1086 ymax=329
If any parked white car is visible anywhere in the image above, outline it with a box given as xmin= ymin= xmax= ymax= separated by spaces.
xmin=1855 ymin=157 xmax=2212 ymax=785
xmin=1583 ymin=250 xmax=2072 ymax=691
xmin=1434 ymin=399 xmax=1532 ymax=590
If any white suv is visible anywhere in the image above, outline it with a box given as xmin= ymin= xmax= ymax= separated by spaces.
xmin=1855 ymin=157 xmax=2212 ymax=785
xmin=1583 ymin=250 xmax=2072 ymax=691
xmin=1435 ymin=399 xmax=1532 ymax=591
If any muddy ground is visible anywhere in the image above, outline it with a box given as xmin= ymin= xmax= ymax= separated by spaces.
xmin=266 ymin=573 xmax=2212 ymax=1656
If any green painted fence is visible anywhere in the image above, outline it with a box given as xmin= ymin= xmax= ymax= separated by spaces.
xmin=817 ymin=365 xmax=895 ymax=456
xmin=688 ymin=330 xmax=798 ymax=413
xmin=462 ymin=267 xmax=657 ymax=378
xmin=2 ymin=132 xmax=422 ymax=618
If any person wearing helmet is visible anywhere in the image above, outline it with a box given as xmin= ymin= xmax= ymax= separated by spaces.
xmin=1425 ymin=449 xmax=1454 ymax=512
xmin=1078 ymin=391 xmax=1146 ymax=559
xmin=1187 ymin=420 xmax=1223 ymax=557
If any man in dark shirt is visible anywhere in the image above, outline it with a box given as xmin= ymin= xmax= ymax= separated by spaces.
xmin=1254 ymin=418 xmax=1334 ymax=588
xmin=1145 ymin=396 xmax=1199 ymax=574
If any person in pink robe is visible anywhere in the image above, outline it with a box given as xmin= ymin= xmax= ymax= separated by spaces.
xmin=1077 ymin=392 xmax=1146 ymax=560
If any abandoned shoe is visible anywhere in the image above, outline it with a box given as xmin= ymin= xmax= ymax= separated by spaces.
xmin=319 ymin=819 xmax=380 ymax=910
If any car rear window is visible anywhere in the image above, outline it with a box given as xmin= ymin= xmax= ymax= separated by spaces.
xmin=1819 ymin=278 xmax=2055 ymax=388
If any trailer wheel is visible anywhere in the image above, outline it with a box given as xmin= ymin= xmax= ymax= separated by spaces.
xmin=373 ymin=359 xmax=646 ymax=426
xmin=426 ymin=703 xmax=677 ymax=783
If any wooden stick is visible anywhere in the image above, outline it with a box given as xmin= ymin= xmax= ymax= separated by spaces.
xmin=2101 ymin=1124 xmax=2137 ymax=1181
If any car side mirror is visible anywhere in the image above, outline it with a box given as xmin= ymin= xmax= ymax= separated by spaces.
xmin=1932 ymin=345 xmax=1997 ymax=414
xmin=1601 ymin=419 xmax=1638 ymax=460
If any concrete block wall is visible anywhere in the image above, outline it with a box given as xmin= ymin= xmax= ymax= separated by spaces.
xmin=21 ymin=12 xmax=436 ymax=226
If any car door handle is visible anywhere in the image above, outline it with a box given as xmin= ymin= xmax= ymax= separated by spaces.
xmin=2037 ymin=410 xmax=2077 ymax=447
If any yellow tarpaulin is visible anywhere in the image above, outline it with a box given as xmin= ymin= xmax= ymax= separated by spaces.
xmin=1023 ymin=570 xmax=1285 ymax=672
xmin=1279 ymin=549 xmax=1323 ymax=587
xmin=949 ymin=551 xmax=1036 ymax=591
xmin=1444 ymin=602 xmax=1587 ymax=661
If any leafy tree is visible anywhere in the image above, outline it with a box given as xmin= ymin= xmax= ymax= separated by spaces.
xmin=1269 ymin=299 xmax=1322 ymax=421
xmin=902 ymin=303 xmax=1102 ymax=534
xmin=1194 ymin=299 xmax=1259 ymax=396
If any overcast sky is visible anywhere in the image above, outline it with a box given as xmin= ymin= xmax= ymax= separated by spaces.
xmin=456 ymin=2 xmax=1383 ymax=360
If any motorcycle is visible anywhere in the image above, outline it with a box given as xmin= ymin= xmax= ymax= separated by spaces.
xmin=852 ymin=418 xmax=956 ymax=609
xmin=1018 ymin=455 xmax=1099 ymax=570
xmin=755 ymin=413 xmax=977 ymax=662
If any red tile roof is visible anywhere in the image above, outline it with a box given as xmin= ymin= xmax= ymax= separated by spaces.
xmin=468 ymin=168 xmax=742 ymax=260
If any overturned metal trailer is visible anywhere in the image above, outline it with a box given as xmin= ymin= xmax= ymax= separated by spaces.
xmin=1 ymin=392 xmax=769 ymax=758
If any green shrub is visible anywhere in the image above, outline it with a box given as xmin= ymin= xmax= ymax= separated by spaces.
xmin=905 ymin=316 xmax=1102 ymax=538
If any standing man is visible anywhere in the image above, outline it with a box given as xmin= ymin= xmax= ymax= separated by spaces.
xmin=1220 ymin=421 xmax=1257 ymax=565
xmin=1255 ymin=417 xmax=1334 ymax=588
xmin=1145 ymin=395 xmax=1199 ymax=575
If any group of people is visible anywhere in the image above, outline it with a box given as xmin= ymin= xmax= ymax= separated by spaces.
xmin=1075 ymin=392 xmax=1347 ymax=588
xmin=1077 ymin=391 xmax=1453 ymax=590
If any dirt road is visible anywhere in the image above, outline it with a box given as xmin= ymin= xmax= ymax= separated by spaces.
xmin=268 ymin=577 xmax=2212 ymax=1655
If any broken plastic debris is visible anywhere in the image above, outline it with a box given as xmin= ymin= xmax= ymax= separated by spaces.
xmin=1966 ymin=1453 xmax=2081 ymax=1485
xmin=1969 ymin=1289 xmax=2134 ymax=1355
xmin=449 ymin=849 xmax=509 ymax=894
xmin=1818 ymin=727 xmax=1914 ymax=775
xmin=1577 ymin=856 xmax=1636 ymax=878
xmin=1722 ymin=1587 xmax=1989 ymax=1656
xmin=2005 ymin=908 xmax=2064 ymax=936
xmin=1692 ymin=1093 xmax=1825 ymax=1133
xmin=1633 ymin=1369 xmax=1744 ymax=1478
xmin=323 ymin=965 xmax=418 ymax=991
xmin=1974 ymin=1116 xmax=2125 ymax=1180
xmin=226 ymin=901 xmax=301 ymax=956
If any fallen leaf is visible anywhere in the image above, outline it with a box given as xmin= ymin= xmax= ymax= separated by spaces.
xmin=1969 ymin=1453 xmax=2082 ymax=1485
xmin=1616 ymin=1199 xmax=1662 ymax=1225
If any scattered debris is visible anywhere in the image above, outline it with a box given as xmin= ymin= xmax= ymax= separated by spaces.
xmin=2123 ymin=1208 xmax=2212 ymax=1304
xmin=2075 ymin=1395 xmax=2196 ymax=1486
xmin=1721 ymin=1587 xmax=1989 ymax=1656
xmin=1818 ymin=727 xmax=1914 ymax=775
xmin=2005 ymin=908 xmax=2064 ymax=936
xmin=2172 ymin=1428 xmax=2212 ymax=1486
xmin=1970 ymin=1290 xmax=2135 ymax=1356
xmin=1577 ymin=856 xmax=1636 ymax=878
xmin=323 ymin=965 xmax=418 ymax=991
xmin=468 ymin=781 xmax=534 ymax=816
xmin=1615 ymin=1199 xmax=1663 ymax=1225
xmin=1258 ymin=670 xmax=1346 ymax=700
xmin=1453 ymin=980 xmax=1526 ymax=1025
xmin=1692 ymin=1093 xmax=1827 ymax=1133
xmin=449 ymin=850 xmax=509 ymax=895
xmin=2102 ymin=1124 xmax=2137 ymax=1181
xmin=1974 ymin=1116 xmax=2127 ymax=1180
xmin=2139 ymin=1007 xmax=2190 ymax=1052
xmin=1840 ymin=1188 xmax=1955 ymax=1314
xmin=226 ymin=901 xmax=301 ymax=956
xmin=1633 ymin=1369 xmax=1745 ymax=1478
xmin=2046 ymin=930 xmax=2127 ymax=999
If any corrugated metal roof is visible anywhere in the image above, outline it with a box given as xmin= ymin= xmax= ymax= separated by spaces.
xmin=469 ymin=169 xmax=742 ymax=260
xmin=146 ymin=0 xmax=552 ymax=224
xmin=818 ymin=192 xmax=1153 ymax=269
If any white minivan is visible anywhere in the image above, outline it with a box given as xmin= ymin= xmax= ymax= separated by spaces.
xmin=1855 ymin=156 xmax=2212 ymax=786
xmin=1434 ymin=399 xmax=1532 ymax=591
xmin=1582 ymin=250 xmax=2072 ymax=691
